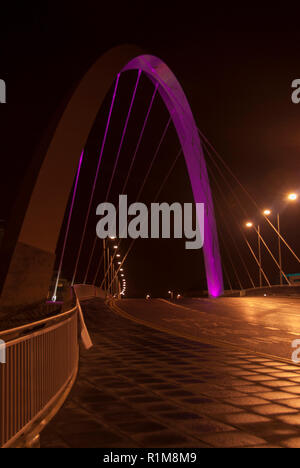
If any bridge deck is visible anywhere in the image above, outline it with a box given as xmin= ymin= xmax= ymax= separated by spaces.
xmin=41 ymin=298 xmax=300 ymax=448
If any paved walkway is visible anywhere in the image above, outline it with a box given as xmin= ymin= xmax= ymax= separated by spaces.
xmin=41 ymin=299 xmax=300 ymax=448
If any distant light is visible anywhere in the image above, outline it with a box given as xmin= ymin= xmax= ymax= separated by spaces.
xmin=264 ymin=294 xmax=267 ymax=297
xmin=109 ymin=235 xmax=116 ymax=239
xmin=168 ymin=290 xmax=172 ymax=294
xmin=146 ymin=294 xmax=150 ymax=300
xmin=177 ymin=294 xmax=181 ymax=299
xmin=121 ymin=274 xmax=124 ymax=277
xmin=118 ymin=262 xmax=121 ymax=265
xmin=246 ymin=222 xmax=253 ymax=228
xmin=113 ymin=245 xmax=118 ymax=249
xmin=116 ymin=253 xmax=120 ymax=257
xmin=263 ymin=209 xmax=271 ymax=216
xmin=288 ymin=193 xmax=298 ymax=201
xmin=120 ymin=268 xmax=124 ymax=271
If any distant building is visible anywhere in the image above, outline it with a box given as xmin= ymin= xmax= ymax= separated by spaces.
xmin=287 ymin=273 xmax=300 ymax=285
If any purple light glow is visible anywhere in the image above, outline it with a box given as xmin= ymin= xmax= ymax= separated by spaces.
xmin=84 ymin=70 xmax=141 ymax=284
xmin=71 ymin=73 xmax=121 ymax=286
xmin=122 ymin=56 xmax=224 ymax=297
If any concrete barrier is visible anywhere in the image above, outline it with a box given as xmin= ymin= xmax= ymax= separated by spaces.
xmin=73 ymin=284 xmax=106 ymax=301
xmin=227 ymin=285 xmax=300 ymax=297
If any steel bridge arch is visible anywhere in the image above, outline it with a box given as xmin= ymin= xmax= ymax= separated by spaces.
xmin=0 ymin=44 xmax=223 ymax=309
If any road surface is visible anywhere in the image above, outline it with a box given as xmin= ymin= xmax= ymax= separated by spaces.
xmin=41 ymin=298 xmax=300 ymax=448
xmin=114 ymin=297 xmax=300 ymax=361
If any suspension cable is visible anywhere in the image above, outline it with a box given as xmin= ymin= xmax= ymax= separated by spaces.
xmin=105 ymin=148 xmax=184 ymax=293
xmin=121 ymin=82 xmax=159 ymax=194
xmin=207 ymin=143 xmax=271 ymax=286
xmin=222 ymin=261 xmax=233 ymax=291
xmin=102 ymin=117 xmax=172 ymax=291
xmin=51 ymin=150 xmax=84 ymax=301
xmin=92 ymin=84 xmax=161 ymax=286
xmin=206 ymin=164 xmax=256 ymax=288
xmin=263 ymin=215 xmax=300 ymax=266
xmin=243 ymin=236 xmax=271 ymax=287
xmin=253 ymin=226 xmax=291 ymax=285
xmin=71 ymin=73 xmax=120 ymax=286
xmin=200 ymin=129 xmax=300 ymax=270
xmin=219 ymin=235 xmax=243 ymax=290
xmin=99 ymin=117 xmax=172 ymax=289
xmin=198 ymin=128 xmax=261 ymax=211
xmin=83 ymin=70 xmax=142 ymax=284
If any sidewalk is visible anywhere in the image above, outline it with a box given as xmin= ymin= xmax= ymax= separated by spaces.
xmin=41 ymin=299 xmax=300 ymax=448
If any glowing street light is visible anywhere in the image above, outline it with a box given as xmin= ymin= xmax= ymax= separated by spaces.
xmin=263 ymin=209 xmax=271 ymax=216
xmin=116 ymin=253 xmax=121 ymax=257
xmin=113 ymin=245 xmax=118 ymax=249
xmin=288 ymin=193 xmax=298 ymax=201
xmin=168 ymin=290 xmax=174 ymax=300
xmin=246 ymin=222 xmax=253 ymax=228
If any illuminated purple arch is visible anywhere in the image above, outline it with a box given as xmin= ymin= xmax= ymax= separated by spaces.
xmin=0 ymin=45 xmax=223 ymax=310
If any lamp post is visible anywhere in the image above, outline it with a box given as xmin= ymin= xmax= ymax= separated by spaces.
xmin=263 ymin=209 xmax=282 ymax=285
xmin=103 ymin=238 xmax=107 ymax=295
xmin=257 ymin=225 xmax=262 ymax=288
xmin=277 ymin=213 xmax=282 ymax=285
xmin=246 ymin=222 xmax=263 ymax=287
xmin=263 ymin=193 xmax=298 ymax=286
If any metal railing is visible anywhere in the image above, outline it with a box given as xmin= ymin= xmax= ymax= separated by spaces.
xmin=0 ymin=304 xmax=79 ymax=448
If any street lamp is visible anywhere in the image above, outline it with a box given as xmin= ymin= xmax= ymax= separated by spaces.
xmin=263 ymin=209 xmax=283 ymax=285
xmin=263 ymin=195 xmax=299 ymax=285
xmin=168 ymin=290 xmax=174 ymax=300
xmin=245 ymin=221 xmax=262 ymax=287
xmin=263 ymin=209 xmax=271 ymax=216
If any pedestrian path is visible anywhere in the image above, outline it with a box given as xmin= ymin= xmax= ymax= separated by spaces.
xmin=41 ymin=299 xmax=300 ymax=448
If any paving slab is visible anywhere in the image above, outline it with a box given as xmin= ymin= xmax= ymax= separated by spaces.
xmin=41 ymin=299 xmax=300 ymax=448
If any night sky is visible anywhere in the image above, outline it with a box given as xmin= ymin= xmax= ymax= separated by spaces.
xmin=1 ymin=3 xmax=300 ymax=297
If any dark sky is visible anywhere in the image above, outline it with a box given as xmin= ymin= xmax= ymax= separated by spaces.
xmin=1 ymin=3 xmax=300 ymax=296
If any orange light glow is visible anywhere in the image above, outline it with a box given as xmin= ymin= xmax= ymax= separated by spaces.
xmin=263 ymin=209 xmax=271 ymax=216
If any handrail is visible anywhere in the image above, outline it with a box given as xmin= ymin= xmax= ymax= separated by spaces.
xmin=0 ymin=302 xmax=79 ymax=448
xmin=0 ymin=305 xmax=77 ymax=342
xmin=0 ymin=285 xmax=96 ymax=448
